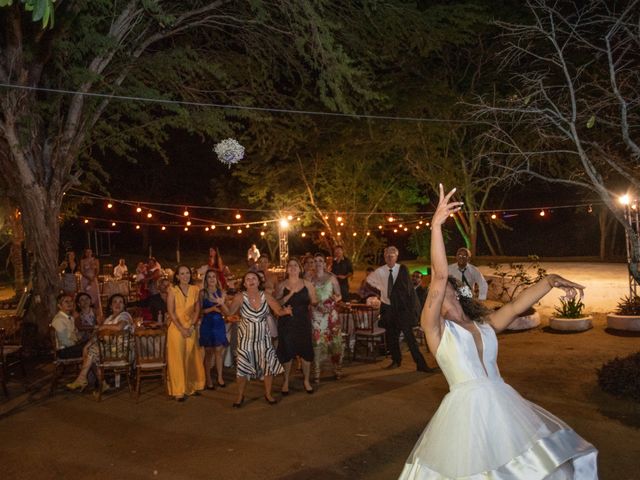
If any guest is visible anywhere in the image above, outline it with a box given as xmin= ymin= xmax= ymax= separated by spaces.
xmin=247 ymin=243 xmax=261 ymax=268
xmin=129 ymin=277 xmax=170 ymax=325
xmin=65 ymin=293 xmax=132 ymax=391
xmin=113 ymin=258 xmax=128 ymax=279
xmin=257 ymin=254 xmax=278 ymax=296
xmin=135 ymin=261 xmax=147 ymax=283
xmin=302 ymin=254 xmax=316 ymax=281
xmin=80 ymin=248 xmax=101 ymax=312
xmin=447 ymin=247 xmax=488 ymax=300
xmin=75 ymin=292 xmax=100 ymax=341
xmin=198 ymin=246 xmax=228 ymax=289
xmin=199 ymin=270 xmax=229 ymax=390
xmin=145 ymin=257 xmax=162 ymax=296
xmin=59 ymin=251 xmax=79 ymax=296
xmin=219 ymin=271 xmax=291 ymax=407
xmin=331 ymin=246 xmax=353 ymax=303
xmin=366 ymin=246 xmax=430 ymax=372
xmin=412 ymin=271 xmax=429 ymax=309
xmin=311 ymin=253 xmax=343 ymax=383
xmin=275 ymin=259 xmax=318 ymax=395
xmin=166 ymin=265 xmax=205 ymax=402
xmin=52 ymin=293 xmax=86 ymax=360
xmin=358 ymin=267 xmax=380 ymax=301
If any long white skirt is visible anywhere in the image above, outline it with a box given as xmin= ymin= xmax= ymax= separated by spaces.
xmin=399 ymin=378 xmax=598 ymax=479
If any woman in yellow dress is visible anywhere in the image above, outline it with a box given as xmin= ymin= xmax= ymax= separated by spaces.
xmin=167 ymin=265 xmax=205 ymax=401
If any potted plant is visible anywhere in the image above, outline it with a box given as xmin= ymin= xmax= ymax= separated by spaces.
xmin=549 ymin=297 xmax=592 ymax=331
xmin=487 ymin=256 xmax=546 ymax=330
xmin=606 ymin=295 xmax=640 ymax=331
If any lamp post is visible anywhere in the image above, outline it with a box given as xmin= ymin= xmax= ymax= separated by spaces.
xmin=278 ymin=218 xmax=289 ymax=268
xmin=619 ymin=194 xmax=639 ymax=297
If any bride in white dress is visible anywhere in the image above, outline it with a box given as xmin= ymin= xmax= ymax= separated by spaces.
xmin=399 ymin=185 xmax=598 ymax=479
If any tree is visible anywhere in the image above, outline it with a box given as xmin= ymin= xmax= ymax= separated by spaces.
xmin=474 ymin=0 xmax=640 ymax=277
xmin=0 ymin=1 xmax=387 ymax=332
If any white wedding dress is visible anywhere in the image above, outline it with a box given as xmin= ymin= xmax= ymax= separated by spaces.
xmin=399 ymin=319 xmax=598 ymax=479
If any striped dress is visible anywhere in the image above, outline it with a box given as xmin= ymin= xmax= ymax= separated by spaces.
xmin=237 ymin=291 xmax=283 ymax=379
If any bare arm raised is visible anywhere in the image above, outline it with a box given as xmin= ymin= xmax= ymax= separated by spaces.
xmin=421 ymin=184 xmax=463 ymax=355
xmin=488 ymin=274 xmax=585 ymax=333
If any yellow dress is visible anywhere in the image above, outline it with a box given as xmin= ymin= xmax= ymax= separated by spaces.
xmin=167 ymin=284 xmax=205 ymax=396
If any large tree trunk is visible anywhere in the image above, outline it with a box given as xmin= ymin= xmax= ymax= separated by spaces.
xmin=19 ymin=185 xmax=61 ymax=336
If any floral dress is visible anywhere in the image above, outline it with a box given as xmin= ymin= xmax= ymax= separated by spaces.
xmin=311 ymin=276 xmax=343 ymax=381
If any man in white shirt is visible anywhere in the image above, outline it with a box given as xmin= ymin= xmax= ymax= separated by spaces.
xmin=247 ymin=244 xmax=260 ymax=267
xmin=447 ymin=248 xmax=488 ymax=300
xmin=366 ymin=246 xmax=430 ymax=372
xmin=113 ymin=258 xmax=128 ymax=279
xmin=51 ymin=293 xmax=85 ymax=358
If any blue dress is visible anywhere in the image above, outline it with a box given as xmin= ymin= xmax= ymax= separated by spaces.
xmin=199 ymin=290 xmax=229 ymax=348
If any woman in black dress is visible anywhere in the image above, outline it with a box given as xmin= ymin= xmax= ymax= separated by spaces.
xmin=276 ymin=258 xmax=318 ymax=395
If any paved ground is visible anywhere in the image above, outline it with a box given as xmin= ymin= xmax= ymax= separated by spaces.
xmin=1 ymin=312 xmax=639 ymax=479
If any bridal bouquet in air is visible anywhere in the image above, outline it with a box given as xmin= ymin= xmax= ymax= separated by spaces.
xmin=214 ymin=138 xmax=244 ymax=167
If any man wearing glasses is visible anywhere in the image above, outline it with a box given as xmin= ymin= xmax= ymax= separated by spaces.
xmin=447 ymin=248 xmax=488 ymax=300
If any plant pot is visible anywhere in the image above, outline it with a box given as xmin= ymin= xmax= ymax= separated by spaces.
xmin=506 ymin=309 xmax=540 ymax=331
xmin=549 ymin=315 xmax=592 ymax=332
xmin=606 ymin=313 xmax=640 ymax=331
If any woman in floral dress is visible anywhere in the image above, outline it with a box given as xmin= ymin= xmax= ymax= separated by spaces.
xmin=311 ymin=253 xmax=343 ymax=384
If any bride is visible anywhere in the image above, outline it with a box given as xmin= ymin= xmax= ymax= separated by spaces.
xmin=399 ymin=185 xmax=598 ymax=479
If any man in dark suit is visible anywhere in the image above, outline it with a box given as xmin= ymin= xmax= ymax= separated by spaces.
xmin=412 ymin=270 xmax=429 ymax=309
xmin=366 ymin=246 xmax=431 ymax=371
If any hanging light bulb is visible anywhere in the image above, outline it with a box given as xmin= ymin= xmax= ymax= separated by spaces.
xmin=184 ymin=227 xmax=189 ymax=231
xmin=111 ymin=222 xmax=116 ymax=227
xmin=287 ymin=214 xmax=293 ymax=221
xmin=337 ymin=216 xmax=343 ymax=222
xmin=352 ymin=232 xmax=357 ymax=237
xmin=107 ymin=202 xmax=113 ymax=209
xmin=491 ymin=213 xmax=497 ymax=220
xmin=320 ymin=231 xmax=326 ymax=236
xmin=186 ymin=221 xmax=192 ymax=226
xmin=301 ymin=232 xmax=307 ymax=238
xmin=235 ymin=213 xmax=241 ymax=220
xmin=539 ymin=210 xmax=546 ymax=217
xmin=263 ymin=222 xmax=268 ymax=227
xmin=205 ymin=227 xmax=210 ymax=231
xmin=378 ymin=225 xmax=383 ymax=229
xmin=147 ymin=212 xmax=153 ymax=218
xmin=393 ymin=228 xmax=398 ymax=233
xmin=135 ymin=225 xmax=141 ymax=230
xmin=260 ymin=231 xmax=265 ymax=236
xmin=226 ymin=226 xmax=231 ymax=230
xmin=337 ymin=232 xmax=342 ymax=236
xmin=183 ymin=209 xmax=189 ymax=217
xmin=237 ymin=229 xmax=243 ymax=234
xmin=404 ymin=227 xmax=408 ymax=231
xmin=399 ymin=224 xmax=403 ymax=228
xmin=161 ymin=226 xmax=166 ymax=231
xmin=211 ymin=225 xmax=216 ymax=230
xmin=387 ymin=216 xmax=395 ymax=222
xmin=245 ymin=224 xmax=250 ymax=229
xmin=136 ymin=206 xmax=142 ymax=213
xmin=83 ymin=219 xmax=89 ymax=224
xmin=366 ymin=231 xmax=370 ymax=236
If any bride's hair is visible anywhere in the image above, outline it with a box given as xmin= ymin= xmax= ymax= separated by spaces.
xmin=447 ymin=276 xmax=490 ymax=323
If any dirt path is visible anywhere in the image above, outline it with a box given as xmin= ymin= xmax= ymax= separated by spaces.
xmin=1 ymin=313 xmax=639 ymax=479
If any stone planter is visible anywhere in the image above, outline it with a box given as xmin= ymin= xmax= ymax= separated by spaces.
xmin=549 ymin=316 xmax=592 ymax=332
xmin=506 ymin=309 xmax=541 ymax=331
xmin=606 ymin=313 xmax=640 ymax=331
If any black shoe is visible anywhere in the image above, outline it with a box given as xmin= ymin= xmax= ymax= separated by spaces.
xmin=264 ymin=395 xmax=278 ymax=405
xmin=217 ymin=381 xmax=226 ymax=388
xmin=280 ymin=389 xmax=289 ymax=396
xmin=304 ymin=386 xmax=314 ymax=395
xmin=416 ymin=365 xmax=433 ymax=373
xmin=384 ymin=362 xmax=401 ymax=370
xmin=177 ymin=396 xmax=187 ymax=402
xmin=232 ymin=396 xmax=245 ymax=408
xmin=206 ymin=384 xmax=216 ymax=390
xmin=192 ymin=391 xmax=202 ymax=396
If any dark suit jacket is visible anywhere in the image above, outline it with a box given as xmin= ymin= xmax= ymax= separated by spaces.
xmin=415 ymin=285 xmax=428 ymax=310
xmin=382 ymin=264 xmax=421 ymax=329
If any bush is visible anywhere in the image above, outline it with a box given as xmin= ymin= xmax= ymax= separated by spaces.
xmin=597 ymin=352 xmax=640 ymax=402
xmin=615 ymin=295 xmax=640 ymax=315
xmin=553 ymin=298 xmax=585 ymax=318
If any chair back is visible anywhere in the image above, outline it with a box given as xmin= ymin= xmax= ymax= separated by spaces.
xmin=97 ymin=330 xmax=132 ymax=366
xmin=48 ymin=325 xmax=59 ymax=357
xmin=134 ymin=328 xmax=167 ymax=365
xmin=352 ymin=306 xmax=378 ymax=333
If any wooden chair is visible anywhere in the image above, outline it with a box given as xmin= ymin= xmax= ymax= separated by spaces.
xmin=133 ymin=328 xmax=167 ymax=401
xmin=49 ymin=325 xmax=83 ymax=396
xmin=336 ymin=303 xmax=353 ymax=360
xmin=95 ymin=330 xmax=133 ymax=401
xmin=352 ymin=305 xmax=386 ymax=362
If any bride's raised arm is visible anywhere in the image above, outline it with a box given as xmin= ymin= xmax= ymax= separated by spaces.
xmin=421 ymin=184 xmax=463 ymax=355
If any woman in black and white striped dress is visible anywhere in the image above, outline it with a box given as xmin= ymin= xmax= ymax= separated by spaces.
xmin=219 ymin=271 xmax=291 ymax=407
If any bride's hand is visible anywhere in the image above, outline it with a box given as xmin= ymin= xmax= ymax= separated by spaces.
xmin=546 ymin=274 xmax=585 ymax=300
xmin=431 ymin=184 xmax=463 ymax=227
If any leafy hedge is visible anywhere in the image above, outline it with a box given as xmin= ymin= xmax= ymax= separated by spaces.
xmin=598 ymin=352 xmax=640 ymax=402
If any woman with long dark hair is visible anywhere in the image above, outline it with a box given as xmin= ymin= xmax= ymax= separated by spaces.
xmin=199 ymin=269 xmax=229 ymax=389
xmin=166 ymin=265 xmax=205 ymax=402
xmin=399 ymin=185 xmax=597 ymax=479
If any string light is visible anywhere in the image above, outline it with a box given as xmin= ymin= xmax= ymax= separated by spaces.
xmin=301 ymin=232 xmax=307 ymax=238
xmin=337 ymin=232 xmax=341 ymax=236
xmin=83 ymin=219 xmax=89 ymax=224
xmin=186 ymin=221 xmax=192 ymax=226
xmin=619 ymin=194 xmax=630 ymax=205
xmin=260 ymin=231 xmax=265 ymax=236
xmin=245 ymin=224 xmax=250 ymax=228
xmin=237 ymin=229 xmax=242 ymax=234
xmin=184 ymin=227 xmax=189 ymax=231
xmin=226 ymin=226 xmax=231 ymax=230
xmin=205 ymin=227 xmax=210 ymax=231
xmin=352 ymin=232 xmax=357 ymax=236
xmin=235 ymin=213 xmax=241 ymax=220
xmin=107 ymin=202 xmax=113 ymax=209
xmin=399 ymin=224 xmax=403 ymax=228
xmin=136 ymin=206 xmax=142 ymax=213
xmin=211 ymin=225 xmax=216 ymax=229
xmin=111 ymin=222 xmax=116 ymax=227
xmin=287 ymin=215 xmax=293 ymax=221
xmin=378 ymin=225 xmax=383 ymax=229
xmin=263 ymin=222 xmax=268 ymax=227
xmin=491 ymin=213 xmax=497 ymax=220
xmin=393 ymin=228 xmax=398 ymax=233
xmin=321 ymin=231 xmax=325 ymax=236
xmin=337 ymin=216 xmax=343 ymax=222
xmin=387 ymin=216 xmax=395 ymax=222
xmin=135 ymin=225 xmax=140 ymax=230
xmin=539 ymin=210 xmax=546 ymax=217
xmin=147 ymin=212 xmax=152 ymax=218
xmin=366 ymin=231 xmax=370 ymax=236
xmin=183 ymin=209 xmax=189 ymax=217
xmin=161 ymin=226 xmax=166 ymax=231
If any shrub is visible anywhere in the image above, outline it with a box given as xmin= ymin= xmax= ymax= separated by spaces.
xmin=615 ymin=295 xmax=640 ymax=316
xmin=553 ymin=298 xmax=586 ymax=318
xmin=597 ymin=352 xmax=640 ymax=402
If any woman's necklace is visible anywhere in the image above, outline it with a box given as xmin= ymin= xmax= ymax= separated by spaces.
xmin=247 ymin=290 xmax=261 ymax=308
xmin=179 ymin=284 xmax=189 ymax=298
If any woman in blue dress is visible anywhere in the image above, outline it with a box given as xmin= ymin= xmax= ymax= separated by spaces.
xmin=199 ymin=269 xmax=229 ymax=389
